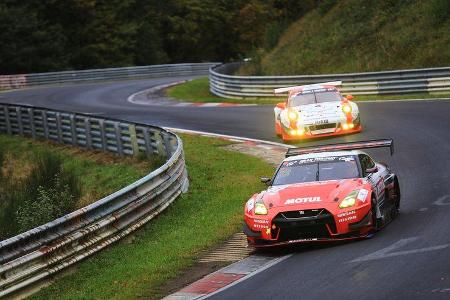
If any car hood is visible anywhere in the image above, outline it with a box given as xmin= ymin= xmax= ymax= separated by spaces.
xmin=293 ymin=101 xmax=341 ymax=116
xmin=262 ymin=179 xmax=363 ymax=208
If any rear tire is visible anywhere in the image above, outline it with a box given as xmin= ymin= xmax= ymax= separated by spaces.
xmin=394 ymin=178 xmax=401 ymax=210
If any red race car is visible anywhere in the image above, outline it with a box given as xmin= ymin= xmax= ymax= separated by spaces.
xmin=243 ymin=139 xmax=400 ymax=247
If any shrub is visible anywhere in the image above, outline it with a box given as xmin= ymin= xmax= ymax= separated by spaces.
xmin=16 ymin=173 xmax=76 ymax=232
xmin=0 ymin=150 xmax=80 ymax=239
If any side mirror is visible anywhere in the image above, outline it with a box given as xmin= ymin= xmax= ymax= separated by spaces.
xmin=260 ymin=177 xmax=271 ymax=185
xmin=346 ymin=95 xmax=354 ymax=101
xmin=365 ymin=166 xmax=378 ymax=174
xmin=276 ymin=102 xmax=286 ymax=109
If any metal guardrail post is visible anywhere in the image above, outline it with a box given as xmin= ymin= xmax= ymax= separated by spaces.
xmin=114 ymin=122 xmax=123 ymax=156
xmin=69 ymin=115 xmax=77 ymax=145
xmin=128 ymin=124 xmax=139 ymax=156
xmin=55 ymin=112 xmax=63 ymax=143
xmin=42 ymin=110 xmax=49 ymax=139
xmin=98 ymin=119 xmax=107 ymax=151
xmin=84 ymin=117 xmax=92 ymax=149
xmin=142 ymin=128 xmax=153 ymax=155
xmin=16 ymin=107 xmax=23 ymax=135
xmin=27 ymin=108 xmax=36 ymax=138
xmin=3 ymin=106 xmax=11 ymax=134
xmin=161 ymin=131 xmax=173 ymax=158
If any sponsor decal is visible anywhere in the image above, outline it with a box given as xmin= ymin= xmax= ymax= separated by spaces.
xmin=284 ymin=156 xmax=355 ymax=167
xmin=337 ymin=210 xmax=356 ymax=218
xmin=314 ymin=119 xmax=329 ymax=125
xmin=293 ymin=88 xmax=335 ymax=96
xmin=253 ymin=224 xmax=269 ymax=229
xmin=288 ymin=238 xmax=318 ymax=243
xmin=254 ymin=219 xmax=269 ymax=224
xmin=284 ymin=196 xmax=321 ymax=205
xmin=246 ymin=199 xmax=254 ymax=212
xmin=357 ymin=189 xmax=369 ymax=202
xmin=338 ymin=215 xmax=357 ymax=223
xmin=340 ymin=156 xmax=354 ymax=162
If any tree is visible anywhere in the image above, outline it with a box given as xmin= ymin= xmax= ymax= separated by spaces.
xmin=0 ymin=2 xmax=67 ymax=74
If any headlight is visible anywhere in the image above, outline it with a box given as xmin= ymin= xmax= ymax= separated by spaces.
xmin=342 ymin=104 xmax=352 ymax=114
xmin=288 ymin=110 xmax=299 ymax=121
xmin=254 ymin=202 xmax=268 ymax=215
xmin=339 ymin=190 xmax=359 ymax=208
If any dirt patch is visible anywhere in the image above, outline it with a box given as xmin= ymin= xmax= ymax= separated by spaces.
xmin=223 ymin=143 xmax=284 ymax=166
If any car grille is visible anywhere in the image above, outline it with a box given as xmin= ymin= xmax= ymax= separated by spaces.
xmin=272 ymin=209 xmax=337 ymax=241
xmin=281 ymin=209 xmax=324 ymax=219
xmin=309 ymin=123 xmax=336 ymax=131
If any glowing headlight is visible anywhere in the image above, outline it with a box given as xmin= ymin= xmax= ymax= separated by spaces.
xmin=342 ymin=104 xmax=352 ymax=114
xmin=288 ymin=110 xmax=299 ymax=121
xmin=254 ymin=202 xmax=268 ymax=215
xmin=339 ymin=190 xmax=359 ymax=209
xmin=290 ymin=128 xmax=305 ymax=136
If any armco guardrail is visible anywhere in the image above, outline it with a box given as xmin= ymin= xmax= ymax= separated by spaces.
xmin=0 ymin=103 xmax=188 ymax=298
xmin=209 ymin=62 xmax=450 ymax=98
xmin=0 ymin=63 xmax=219 ymax=90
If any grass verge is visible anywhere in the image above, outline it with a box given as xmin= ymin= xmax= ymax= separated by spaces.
xmin=28 ymin=134 xmax=274 ymax=299
xmin=166 ymin=77 xmax=450 ymax=105
xmin=166 ymin=77 xmax=280 ymax=105
xmin=0 ymin=134 xmax=161 ymax=239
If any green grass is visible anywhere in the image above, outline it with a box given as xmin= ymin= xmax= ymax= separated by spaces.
xmin=166 ymin=77 xmax=280 ymax=105
xmin=28 ymin=134 xmax=274 ymax=300
xmin=166 ymin=77 xmax=450 ymax=105
xmin=239 ymin=0 xmax=450 ymax=75
xmin=0 ymin=134 xmax=157 ymax=210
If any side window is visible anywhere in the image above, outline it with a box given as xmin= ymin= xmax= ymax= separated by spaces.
xmin=359 ymin=154 xmax=375 ymax=176
xmin=366 ymin=156 xmax=375 ymax=169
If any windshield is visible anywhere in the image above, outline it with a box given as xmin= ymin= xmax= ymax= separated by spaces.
xmin=289 ymin=88 xmax=341 ymax=107
xmin=272 ymin=156 xmax=360 ymax=185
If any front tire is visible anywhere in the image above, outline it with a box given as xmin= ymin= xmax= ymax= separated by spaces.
xmin=275 ymin=121 xmax=282 ymax=137
xmin=371 ymin=194 xmax=381 ymax=231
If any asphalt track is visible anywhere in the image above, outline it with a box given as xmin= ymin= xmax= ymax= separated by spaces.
xmin=1 ymin=77 xmax=449 ymax=300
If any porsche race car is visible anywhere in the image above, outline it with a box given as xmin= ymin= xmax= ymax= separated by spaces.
xmin=243 ymin=139 xmax=400 ymax=247
xmin=274 ymin=81 xmax=361 ymax=141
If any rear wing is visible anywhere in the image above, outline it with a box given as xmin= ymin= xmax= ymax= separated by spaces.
xmin=285 ymin=139 xmax=394 ymax=157
xmin=274 ymin=81 xmax=342 ymax=94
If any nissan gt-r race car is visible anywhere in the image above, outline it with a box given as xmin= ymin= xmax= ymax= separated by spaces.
xmin=274 ymin=81 xmax=361 ymax=142
xmin=243 ymin=139 xmax=400 ymax=247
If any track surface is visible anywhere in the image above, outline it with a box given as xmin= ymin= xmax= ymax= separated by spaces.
xmin=1 ymin=78 xmax=449 ymax=300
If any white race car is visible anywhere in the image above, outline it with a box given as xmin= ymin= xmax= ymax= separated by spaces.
xmin=274 ymin=81 xmax=361 ymax=142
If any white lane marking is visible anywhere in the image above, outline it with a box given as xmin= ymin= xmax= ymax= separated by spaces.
xmin=127 ymin=80 xmax=188 ymax=104
xmin=351 ymin=237 xmax=450 ymax=263
xmin=80 ymin=112 xmax=105 ymax=115
xmin=434 ymin=195 xmax=450 ymax=206
xmin=432 ymin=288 xmax=450 ymax=293
xmin=164 ymin=127 xmax=293 ymax=149
xmin=418 ymin=208 xmax=428 ymax=212
xmin=198 ymin=254 xmax=293 ymax=300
